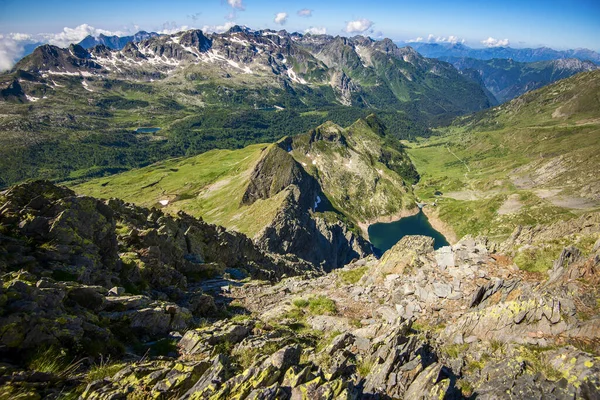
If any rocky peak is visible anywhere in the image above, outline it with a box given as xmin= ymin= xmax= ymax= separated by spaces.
xmin=179 ymin=29 xmax=212 ymax=52
xmin=241 ymin=145 xmax=312 ymax=206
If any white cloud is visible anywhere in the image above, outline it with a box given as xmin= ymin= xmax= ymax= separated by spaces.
xmin=297 ymin=9 xmax=312 ymax=17
xmin=481 ymin=37 xmax=510 ymax=47
xmin=0 ymin=36 xmax=25 ymax=71
xmin=201 ymin=21 xmax=236 ymax=34
xmin=345 ymin=19 xmax=374 ymax=34
xmin=305 ymin=26 xmax=327 ymax=35
xmin=407 ymin=34 xmax=464 ymax=44
xmin=41 ymin=24 xmax=128 ymax=47
xmin=158 ymin=22 xmax=191 ymax=35
xmin=274 ymin=12 xmax=288 ymax=25
xmin=10 ymin=33 xmax=33 ymax=41
xmin=227 ymin=0 xmax=244 ymax=10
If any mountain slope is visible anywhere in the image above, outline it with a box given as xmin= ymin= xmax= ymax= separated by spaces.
xmin=448 ymin=57 xmax=598 ymax=103
xmin=407 ymin=70 xmax=600 ymax=245
xmin=284 ymin=115 xmax=418 ymax=225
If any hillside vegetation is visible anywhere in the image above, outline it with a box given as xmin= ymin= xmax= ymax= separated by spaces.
xmin=408 ymin=70 xmax=600 ymax=243
xmin=75 ymin=116 xmax=419 ymax=238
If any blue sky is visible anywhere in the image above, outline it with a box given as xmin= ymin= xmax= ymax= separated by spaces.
xmin=1 ymin=0 xmax=599 ymax=70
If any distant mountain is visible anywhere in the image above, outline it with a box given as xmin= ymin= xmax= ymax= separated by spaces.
xmin=21 ymin=42 xmax=45 ymax=58
xmin=0 ymin=26 xmax=494 ymax=186
xmin=78 ymin=31 xmax=160 ymax=50
xmin=449 ymin=57 xmax=598 ymax=103
xmin=408 ymin=42 xmax=600 ymax=64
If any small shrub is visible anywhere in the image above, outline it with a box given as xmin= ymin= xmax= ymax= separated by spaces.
xmin=457 ymin=379 xmax=474 ymax=397
xmin=357 ymin=358 xmax=375 ymax=377
xmin=86 ymin=362 xmax=126 ymax=382
xmin=292 ymin=298 xmax=309 ymax=308
xmin=518 ymin=345 xmax=563 ymax=381
xmin=149 ymin=339 xmax=178 ymax=357
xmin=213 ymin=340 xmax=234 ymax=356
xmin=307 ymin=296 xmax=337 ymax=315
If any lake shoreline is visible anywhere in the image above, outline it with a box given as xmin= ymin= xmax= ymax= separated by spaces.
xmin=421 ymin=206 xmax=459 ymax=245
xmin=358 ymin=207 xmax=421 ymax=240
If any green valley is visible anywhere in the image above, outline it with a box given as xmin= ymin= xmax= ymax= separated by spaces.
xmin=407 ymin=70 xmax=600 ymax=264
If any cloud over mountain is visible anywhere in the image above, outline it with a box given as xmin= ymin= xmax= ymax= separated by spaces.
xmin=305 ymin=26 xmax=327 ymax=35
xmin=408 ymin=34 xmax=465 ymax=44
xmin=345 ymin=19 xmax=373 ymax=34
xmin=274 ymin=12 xmax=288 ymax=25
xmin=481 ymin=37 xmax=510 ymax=47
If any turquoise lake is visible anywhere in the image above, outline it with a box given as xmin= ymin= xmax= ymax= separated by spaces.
xmin=368 ymin=210 xmax=450 ymax=256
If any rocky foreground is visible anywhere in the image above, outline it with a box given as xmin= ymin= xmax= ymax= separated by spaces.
xmin=0 ymin=182 xmax=599 ymax=399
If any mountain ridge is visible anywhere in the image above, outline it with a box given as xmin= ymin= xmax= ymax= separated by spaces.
xmin=408 ymin=41 xmax=600 ymax=64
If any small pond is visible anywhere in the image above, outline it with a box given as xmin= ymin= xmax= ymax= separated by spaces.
xmin=368 ymin=210 xmax=450 ymax=257
xmin=135 ymin=127 xmax=161 ymax=133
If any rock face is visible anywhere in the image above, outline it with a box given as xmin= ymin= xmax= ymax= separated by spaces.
xmin=244 ymin=144 xmax=372 ymax=271
xmin=0 ymin=181 xmax=318 ymax=359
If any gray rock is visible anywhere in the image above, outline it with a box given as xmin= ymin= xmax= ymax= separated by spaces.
xmin=267 ymin=345 xmax=301 ymax=371
xmin=108 ymin=286 xmax=125 ymax=296
xmin=432 ymin=282 xmax=452 ymax=298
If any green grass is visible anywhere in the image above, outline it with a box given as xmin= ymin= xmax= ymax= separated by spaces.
xmin=442 ymin=344 xmax=469 ymax=359
xmin=74 ymin=144 xmax=287 ymax=238
xmin=233 ymin=341 xmax=281 ymax=370
xmin=513 ymin=245 xmax=562 ymax=273
xmin=86 ymin=362 xmax=126 ymax=382
xmin=292 ymin=298 xmax=310 ymax=308
xmin=357 ymin=357 xmax=376 ymax=377
xmin=289 ymin=295 xmax=338 ymax=318
xmin=307 ymin=296 xmax=338 ymax=316
xmin=406 ymin=72 xmax=600 ymax=242
xmin=517 ymin=345 xmax=563 ymax=381
xmin=337 ymin=266 xmax=368 ymax=285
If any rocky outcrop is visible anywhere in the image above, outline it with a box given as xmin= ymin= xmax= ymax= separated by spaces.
xmin=241 ymin=145 xmax=313 ymax=206
xmin=241 ymin=145 xmax=371 ymax=271
xmin=256 ymin=185 xmax=371 ymax=271
xmin=0 ymin=181 xmax=320 ymax=374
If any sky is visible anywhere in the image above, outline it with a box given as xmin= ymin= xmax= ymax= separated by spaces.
xmin=1 ymin=0 xmax=599 ymax=70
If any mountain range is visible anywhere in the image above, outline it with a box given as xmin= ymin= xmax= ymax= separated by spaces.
xmin=408 ymin=42 xmax=600 ymax=64
xmin=449 ymin=57 xmax=598 ymax=103
xmin=0 ymin=26 xmax=493 ymax=187
xmin=78 ymin=30 xmax=160 ymax=50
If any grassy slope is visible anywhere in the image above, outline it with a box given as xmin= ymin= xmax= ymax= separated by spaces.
xmin=74 ymin=144 xmax=288 ymax=238
xmin=407 ymin=71 xmax=600 ymax=242
xmin=289 ymin=119 xmax=416 ymax=224
xmin=75 ymin=117 xmax=420 ymax=240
